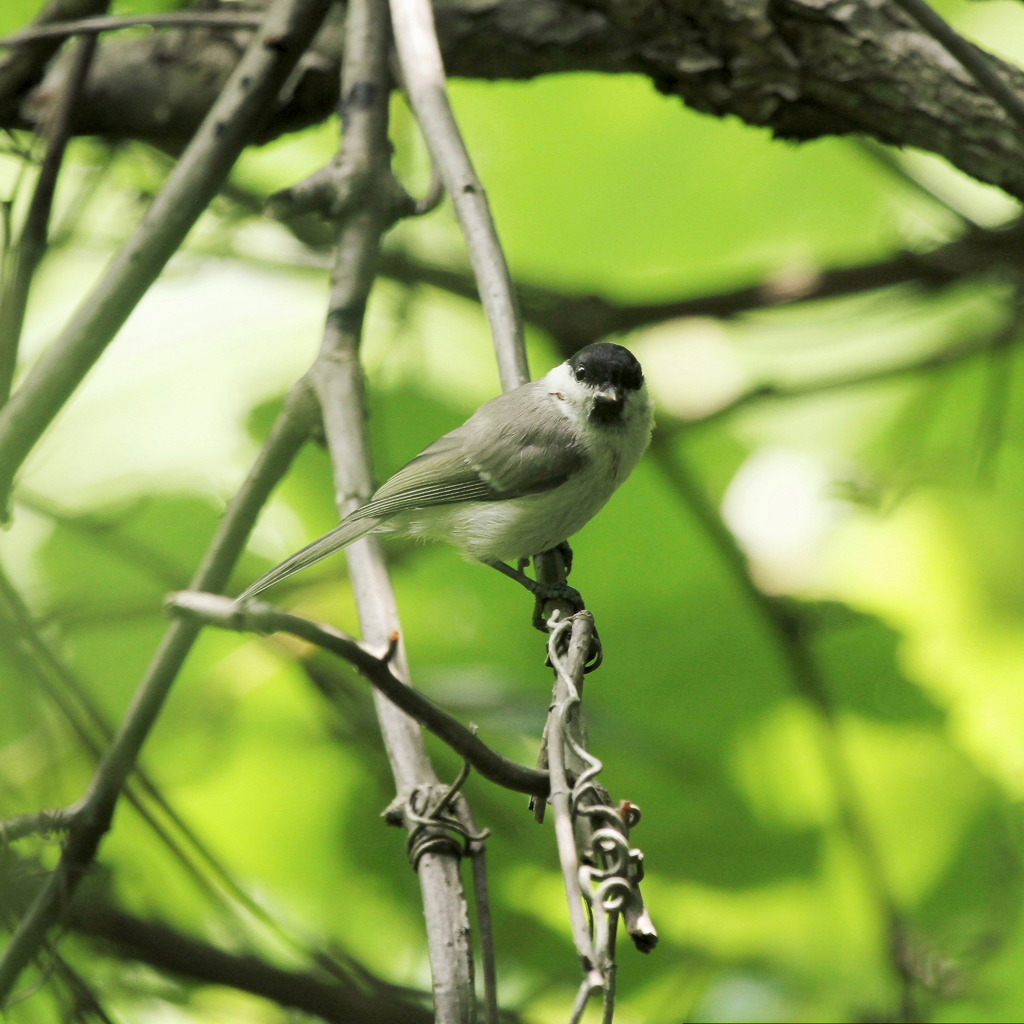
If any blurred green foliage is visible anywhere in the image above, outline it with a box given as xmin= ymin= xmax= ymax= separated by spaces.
xmin=4 ymin=1 xmax=1024 ymax=1022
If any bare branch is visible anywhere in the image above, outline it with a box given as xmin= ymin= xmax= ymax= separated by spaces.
xmin=298 ymin=2 xmax=479 ymax=1019
xmin=389 ymin=0 xmax=528 ymax=391
xmin=67 ymin=899 xmax=435 ymax=1024
xmin=545 ymin=617 xmax=601 ymax=979
xmin=0 ymin=12 xmax=262 ymax=48
xmin=0 ymin=32 xmax=95 ymax=403
xmin=0 ymin=808 xmax=76 ymax=844
xmin=169 ymin=591 xmax=551 ymax=798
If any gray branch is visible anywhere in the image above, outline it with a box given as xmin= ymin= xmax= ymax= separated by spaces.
xmin=296 ymin=1 xmax=479 ymax=1019
xmin=169 ymin=591 xmax=551 ymax=797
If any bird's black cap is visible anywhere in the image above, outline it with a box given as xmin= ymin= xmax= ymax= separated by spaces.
xmin=568 ymin=343 xmax=644 ymax=392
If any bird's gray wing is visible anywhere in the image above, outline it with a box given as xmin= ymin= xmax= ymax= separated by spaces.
xmin=238 ymin=385 xmax=586 ymax=600
xmin=350 ymin=384 xmax=589 ymax=521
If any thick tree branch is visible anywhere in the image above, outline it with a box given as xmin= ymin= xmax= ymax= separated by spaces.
xmin=12 ymin=1 xmax=1024 ymax=200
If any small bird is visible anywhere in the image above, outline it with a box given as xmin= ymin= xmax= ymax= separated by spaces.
xmin=238 ymin=342 xmax=653 ymax=607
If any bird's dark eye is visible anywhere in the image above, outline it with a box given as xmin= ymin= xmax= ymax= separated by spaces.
xmin=574 ymin=366 xmax=586 ymax=382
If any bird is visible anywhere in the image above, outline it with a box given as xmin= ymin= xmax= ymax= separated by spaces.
xmin=237 ymin=342 xmax=653 ymax=608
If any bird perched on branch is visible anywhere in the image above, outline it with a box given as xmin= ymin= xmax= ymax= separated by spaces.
xmin=238 ymin=342 xmax=653 ymax=609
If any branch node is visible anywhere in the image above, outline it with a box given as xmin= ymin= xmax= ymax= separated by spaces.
xmin=402 ymin=780 xmax=490 ymax=870
xmin=382 ymin=630 xmax=401 ymax=663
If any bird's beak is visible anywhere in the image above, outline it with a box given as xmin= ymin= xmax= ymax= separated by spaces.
xmin=592 ymin=386 xmax=625 ymax=420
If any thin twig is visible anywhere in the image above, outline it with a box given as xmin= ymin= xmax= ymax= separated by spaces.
xmin=0 ymin=808 xmax=76 ymax=844
xmin=0 ymin=0 xmax=335 ymax=516
xmin=0 ymin=32 xmax=95 ymax=404
xmin=649 ymin=436 xmax=920 ymax=1019
xmin=0 ymin=379 xmax=316 ymax=1002
xmin=388 ymin=0 xmax=528 ymax=391
xmin=0 ymin=0 xmax=108 ymax=124
xmin=169 ymin=591 xmax=550 ymax=797
xmin=0 ymin=12 xmax=262 ymax=48
xmin=471 ymin=846 xmax=499 ymax=1024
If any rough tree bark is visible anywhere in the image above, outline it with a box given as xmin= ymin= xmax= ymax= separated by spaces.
xmin=6 ymin=0 xmax=1024 ymax=200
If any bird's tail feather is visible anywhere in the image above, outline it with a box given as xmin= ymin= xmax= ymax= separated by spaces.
xmin=237 ymin=516 xmax=381 ymax=601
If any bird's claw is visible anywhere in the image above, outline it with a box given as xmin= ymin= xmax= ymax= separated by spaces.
xmin=538 ymin=540 xmax=574 ymax=578
xmin=531 ymin=582 xmax=585 ymax=632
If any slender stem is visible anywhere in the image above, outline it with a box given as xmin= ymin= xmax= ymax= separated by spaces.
xmin=0 ymin=33 xmax=95 ymax=403
xmin=545 ymin=619 xmax=599 ymax=972
xmin=469 ymin=840 xmax=500 ymax=1024
xmin=0 ymin=0 xmax=334 ymax=515
xmin=170 ymin=591 xmax=550 ymax=797
xmin=0 ymin=808 xmax=77 ymax=843
xmin=388 ymin=0 xmax=528 ymax=391
xmin=0 ymin=12 xmax=262 ymax=48
xmin=0 ymin=382 xmax=315 ymax=1002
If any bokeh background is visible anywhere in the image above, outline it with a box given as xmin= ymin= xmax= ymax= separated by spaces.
xmin=5 ymin=1 xmax=1024 ymax=1021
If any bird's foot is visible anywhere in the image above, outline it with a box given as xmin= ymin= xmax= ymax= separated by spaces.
xmin=530 ymin=582 xmax=585 ymax=631
xmin=549 ymin=540 xmax=574 ymax=578
xmin=483 ymin=558 xmax=586 ymax=631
